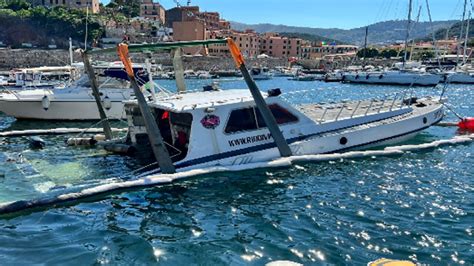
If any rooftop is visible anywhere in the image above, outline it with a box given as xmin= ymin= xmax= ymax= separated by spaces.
xmin=147 ymin=89 xmax=266 ymax=112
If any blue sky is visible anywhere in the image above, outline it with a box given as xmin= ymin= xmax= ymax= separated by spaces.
xmin=101 ymin=0 xmax=467 ymax=29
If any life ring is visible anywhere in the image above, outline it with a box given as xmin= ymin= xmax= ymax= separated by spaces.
xmin=41 ymin=95 xmax=50 ymax=111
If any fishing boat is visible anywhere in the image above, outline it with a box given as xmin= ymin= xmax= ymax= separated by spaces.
xmin=0 ymin=63 xmax=149 ymax=120
xmin=75 ymin=38 xmax=445 ymax=175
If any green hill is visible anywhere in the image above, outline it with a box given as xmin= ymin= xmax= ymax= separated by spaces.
xmin=0 ymin=0 xmax=103 ymax=48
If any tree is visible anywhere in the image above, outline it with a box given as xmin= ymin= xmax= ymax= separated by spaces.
xmin=5 ymin=0 xmax=30 ymax=11
xmin=380 ymin=49 xmax=398 ymax=59
xmin=357 ymin=48 xmax=379 ymax=58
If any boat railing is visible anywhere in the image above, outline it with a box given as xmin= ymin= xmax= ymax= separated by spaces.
xmin=318 ymin=92 xmax=412 ymax=124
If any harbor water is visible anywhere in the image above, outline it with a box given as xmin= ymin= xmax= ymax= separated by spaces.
xmin=0 ymin=78 xmax=472 ymax=265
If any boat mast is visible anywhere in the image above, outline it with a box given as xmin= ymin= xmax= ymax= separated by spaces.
xmin=456 ymin=0 xmax=467 ymax=68
xmin=403 ymin=0 xmax=413 ymax=69
xmin=463 ymin=11 xmax=471 ymax=64
xmin=363 ymin=26 xmax=368 ymax=66
xmin=85 ymin=5 xmax=89 ymax=51
xmin=409 ymin=5 xmax=422 ymax=62
xmin=69 ymin=37 xmax=74 ymax=66
xmin=425 ymin=0 xmax=442 ymax=69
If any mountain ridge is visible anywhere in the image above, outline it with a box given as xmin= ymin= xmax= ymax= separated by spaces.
xmin=230 ymin=20 xmax=457 ymax=45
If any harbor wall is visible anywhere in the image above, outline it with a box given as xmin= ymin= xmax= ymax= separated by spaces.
xmin=0 ymin=48 xmax=289 ymax=71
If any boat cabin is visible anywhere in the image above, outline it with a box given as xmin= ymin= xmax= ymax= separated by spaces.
xmin=124 ymin=89 xmax=310 ymax=165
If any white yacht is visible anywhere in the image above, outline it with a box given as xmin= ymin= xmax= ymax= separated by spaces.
xmin=0 ymin=63 xmax=150 ymax=120
xmin=342 ymin=70 xmax=442 ymax=86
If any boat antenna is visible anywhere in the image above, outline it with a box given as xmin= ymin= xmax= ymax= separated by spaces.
xmin=403 ymin=0 xmax=413 ymax=69
xmin=425 ymin=0 xmax=442 ymax=69
xmin=456 ymin=0 xmax=467 ymax=69
xmin=85 ymin=5 xmax=89 ymax=51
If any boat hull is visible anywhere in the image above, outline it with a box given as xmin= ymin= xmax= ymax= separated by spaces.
xmin=176 ymin=101 xmax=443 ymax=171
xmin=0 ymin=99 xmax=126 ymax=120
xmin=343 ymin=71 xmax=441 ymax=86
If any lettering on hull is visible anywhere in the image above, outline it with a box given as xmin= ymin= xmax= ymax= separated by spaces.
xmin=228 ymin=133 xmax=273 ymax=147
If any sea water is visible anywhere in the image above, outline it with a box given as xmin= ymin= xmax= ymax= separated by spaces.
xmin=0 ymin=78 xmax=472 ymax=265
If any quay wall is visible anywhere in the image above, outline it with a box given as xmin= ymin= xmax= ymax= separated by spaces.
xmin=0 ymin=48 xmax=288 ymax=71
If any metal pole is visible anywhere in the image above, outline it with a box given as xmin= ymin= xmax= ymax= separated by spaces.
xmin=117 ymin=44 xmax=175 ymax=174
xmin=463 ymin=11 xmax=471 ymax=64
xmin=403 ymin=0 xmax=413 ymax=69
xmin=227 ymin=39 xmax=292 ymax=157
xmin=173 ymin=48 xmax=186 ymax=93
xmin=351 ymin=100 xmax=361 ymax=118
xmin=425 ymin=0 xmax=442 ymax=69
xmin=145 ymin=59 xmax=156 ymax=101
xmin=69 ymin=37 xmax=74 ymax=66
xmin=81 ymin=51 xmax=113 ymax=140
xmin=456 ymin=0 xmax=467 ymax=69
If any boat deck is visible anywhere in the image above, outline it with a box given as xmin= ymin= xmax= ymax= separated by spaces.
xmin=297 ymin=99 xmax=407 ymax=123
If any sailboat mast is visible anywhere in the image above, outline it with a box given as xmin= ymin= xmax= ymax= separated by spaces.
xmin=403 ymin=0 xmax=413 ymax=69
xmin=456 ymin=0 xmax=467 ymax=68
xmin=409 ymin=6 xmax=422 ymax=62
xmin=463 ymin=11 xmax=471 ymax=64
xmin=425 ymin=0 xmax=441 ymax=69
xmin=363 ymin=26 xmax=368 ymax=65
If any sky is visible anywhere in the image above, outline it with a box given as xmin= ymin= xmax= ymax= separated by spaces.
xmin=101 ymin=0 xmax=468 ymax=29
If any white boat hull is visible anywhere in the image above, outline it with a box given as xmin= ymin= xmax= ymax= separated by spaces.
xmin=0 ymin=99 xmax=125 ymax=120
xmin=0 ymin=88 xmax=130 ymax=120
xmin=343 ymin=71 xmax=441 ymax=86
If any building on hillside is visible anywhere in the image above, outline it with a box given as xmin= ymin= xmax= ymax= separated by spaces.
xmin=140 ymin=0 xmax=165 ymax=24
xmin=172 ymin=20 xmax=206 ymax=55
xmin=207 ymin=29 xmax=261 ymax=58
xmin=259 ymin=33 xmax=303 ymax=58
xmin=300 ymin=44 xmax=358 ymax=60
xmin=165 ymin=6 xmax=200 ymax=28
xmin=29 ymin=0 xmax=100 ymax=13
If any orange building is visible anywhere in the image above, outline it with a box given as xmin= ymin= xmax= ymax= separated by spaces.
xmin=208 ymin=29 xmax=261 ymax=58
xmin=259 ymin=33 xmax=303 ymax=58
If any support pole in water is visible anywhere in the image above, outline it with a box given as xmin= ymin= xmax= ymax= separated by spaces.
xmin=173 ymin=48 xmax=186 ymax=93
xmin=117 ymin=43 xmax=176 ymax=174
xmin=227 ymin=38 xmax=292 ymax=157
xmin=81 ymin=50 xmax=113 ymax=140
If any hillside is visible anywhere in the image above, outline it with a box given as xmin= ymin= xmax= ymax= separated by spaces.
xmin=278 ymin=32 xmax=343 ymax=44
xmin=231 ymin=20 xmax=456 ymax=45
xmin=433 ymin=19 xmax=474 ymax=40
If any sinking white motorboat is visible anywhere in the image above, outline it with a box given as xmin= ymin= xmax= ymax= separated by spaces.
xmin=124 ymin=88 xmax=444 ymax=172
